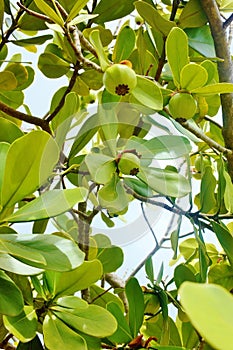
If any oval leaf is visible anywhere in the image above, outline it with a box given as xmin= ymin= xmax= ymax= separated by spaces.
xmin=0 ymin=270 xmax=24 ymax=316
xmin=179 ymin=282 xmax=233 ymax=350
xmin=6 ymin=188 xmax=88 ymax=222
xmin=1 ymin=130 xmax=59 ymax=209
xmin=132 ymin=75 xmax=163 ymax=111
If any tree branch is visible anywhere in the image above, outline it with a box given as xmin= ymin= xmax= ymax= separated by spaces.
xmin=65 ymin=25 xmax=102 ymax=72
xmin=177 ymin=118 xmax=232 ymax=155
xmin=201 ymin=0 xmax=233 ymax=179
xmin=0 ymin=101 xmax=51 ymax=133
xmin=46 ymin=61 xmax=80 ymax=122
xmin=105 ymin=273 xmax=128 ymax=312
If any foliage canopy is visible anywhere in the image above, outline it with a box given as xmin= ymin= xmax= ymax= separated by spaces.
xmin=0 ymin=0 xmax=233 ymax=349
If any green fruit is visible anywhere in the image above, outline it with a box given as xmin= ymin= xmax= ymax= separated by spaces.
xmin=135 ymin=15 xmax=144 ymax=25
xmin=168 ymin=92 xmax=197 ymax=120
xmin=103 ymin=64 xmax=137 ymax=96
xmin=118 ymin=152 xmax=140 ymax=175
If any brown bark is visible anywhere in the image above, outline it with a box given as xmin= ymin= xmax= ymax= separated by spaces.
xmin=201 ymin=0 xmax=233 ymax=179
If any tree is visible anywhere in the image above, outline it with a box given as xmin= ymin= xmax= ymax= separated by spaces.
xmin=0 ymin=0 xmax=233 ymax=349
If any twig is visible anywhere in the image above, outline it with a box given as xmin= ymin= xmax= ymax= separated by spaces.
xmin=17 ymin=2 xmax=52 ymax=22
xmin=46 ymin=61 xmax=80 ymax=122
xmin=177 ymin=118 xmax=232 ymax=155
xmin=0 ymin=101 xmax=51 ymax=133
xmin=204 ymin=116 xmax=222 ymax=129
xmin=0 ymin=8 xmax=24 ymax=51
xmin=170 ymin=0 xmax=180 ymax=21
xmin=65 ymin=25 xmax=102 ymax=72
xmin=223 ymin=13 xmax=233 ymax=29
xmin=105 ymin=273 xmax=128 ymax=312
xmin=141 ymin=202 xmax=159 ymax=246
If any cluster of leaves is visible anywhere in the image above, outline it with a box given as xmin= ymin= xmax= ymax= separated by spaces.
xmin=0 ymin=0 xmax=233 ymax=349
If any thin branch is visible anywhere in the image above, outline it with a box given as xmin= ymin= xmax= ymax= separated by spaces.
xmin=0 ymin=101 xmax=51 ymax=133
xmin=0 ymin=7 xmax=25 ymax=51
xmin=170 ymin=0 xmax=180 ymax=21
xmin=46 ymin=61 xmax=80 ymax=122
xmin=141 ymin=202 xmax=159 ymax=246
xmin=177 ymin=118 xmax=232 ymax=155
xmin=105 ymin=273 xmax=128 ymax=313
xmin=223 ymin=13 xmax=233 ymax=29
xmin=17 ymin=2 xmax=52 ymax=22
xmin=204 ymin=116 xmax=222 ymax=129
xmin=65 ymin=25 xmax=102 ymax=72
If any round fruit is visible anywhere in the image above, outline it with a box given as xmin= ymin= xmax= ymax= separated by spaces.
xmin=103 ymin=64 xmax=137 ymax=96
xmin=168 ymin=92 xmax=197 ymax=120
xmin=135 ymin=14 xmax=144 ymax=25
xmin=118 ymin=152 xmax=140 ymax=175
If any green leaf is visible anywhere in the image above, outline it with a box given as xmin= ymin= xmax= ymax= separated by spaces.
xmin=12 ymin=35 xmax=53 ymax=47
xmin=44 ymin=260 xmax=103 ymax=298
xmin=34 ymin=0 xmax=64 ymax=25
xmin=123 ymin=177 xmax=153 ymax=197
xmin=113 ymin=25 xmax=136 ymax=63
xmin=92 ymin=0 xmax=135 ymax=24
xmin=0 ymin=234 xmax=85 ymax=271
xmin=6 ymin=188 xmax=88 ymax=222
xmin=131 ymin=75 xmax=163 ymax=110
xmin=0 ymin=270 xmax=24 ymax=316
xmin=89 ymin=30 xmax=110 ymax=71
xmin=208 ymin=264 xmax=233 ymax=291
xmin=138 ymin=167 xmax=191 ymax=198
xmin=185 ymin=26 xmax=215 ymax=57
xmin=96 ymin=244 xmax=124 ymax=273
xmin=200 ymin=166 xmax=217 ymax=213
xmin=69 ymin=13 xmax=98 ymax=26
xmin=69 ymin=114 xmax=100 ymax=158
xmin=192 ymin=82 xmax=233 ymax=95
xmin=0 ymin=143 xmax=9 ymax=203
xmin=90 ymin=285 xmax=124 ymax=312
xmin=85 ymin=153 xmax=116 ymax=184
xmin=178 ymin=0 xmax=207 ymax=28
xmin=212 ymin=222 xmax=233 ymax=267
xmin=66 ymin=0 xmax=89 ymax=21
xmin=38 ymin=52 xmax=70 ymax=79
xmin=98 ymin=174 xmax=129 ymax=213
xmin=7 ymin=273 xmax=33 ymax=306
xmin=143 ymin=135 xmax=191 ymax=160
xmin=0 ymin=254 xmax=43 ymax=275
xmin=3 ymin=306 xmax=37 ymax=342
xmin=0 ymin=71 xmax=17 ymax=91
xmin=166 ymin=27 xmax=189 ymax=87
xmin=43 ymin=312 xmax=87 ymax=350
xmin=179 ymin=282 xmax=233 ymax=350
xmin=142 ymin=313 xmax=182 ymax=347
xmin=181 ymin=322 xmax=199 ymax=349
xmin=0 ymin=117 xmax=23 ymax=143
xmin=125 ymin=277 xmax=144 ymax=338
xmin=53 ymin=296 xmax=117 ymax=337
xmin=180 ymin=63 xmax=208 ymax=90
xmin=135 ymin=1 xmax=175 ymax=36
xmin=98 ymin=106 xmax=118 ymax=157
xmin=1 ymin=130 xmax=59 ymax=209
xmin=145 ymin=257 xmax=154 ymax=285
xmin=174 ymin=264 xmax=196 ymax=288
xmin=107 ymin=302 xmax=132 ymax=344
xmin=0 ymin=90 xmax=24 ymax=109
